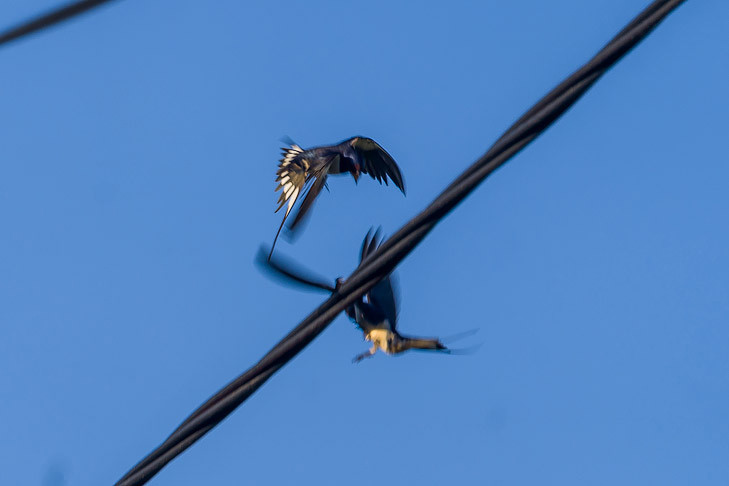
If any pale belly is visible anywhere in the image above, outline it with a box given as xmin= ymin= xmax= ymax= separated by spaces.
xmin=365 ymin=329 xmax=395 ymax=354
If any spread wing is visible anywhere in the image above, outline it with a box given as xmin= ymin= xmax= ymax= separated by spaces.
xmin=359 ymin=229 xmax=399 ymax=329
xmin=351 ymin=137 xmax=405 ymax=194
xmin=256 ymin=246 xmax=336 ymax=293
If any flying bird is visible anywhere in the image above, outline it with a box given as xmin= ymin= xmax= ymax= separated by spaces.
xmin=347 ymin=229 xmax=449 ymax=362
xmin=270 ymin=137 xmax=406 ymax=259
xmin=257 ymin=229 xmax=452 ymax=363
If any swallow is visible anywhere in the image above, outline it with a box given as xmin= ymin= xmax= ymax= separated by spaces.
xmin=270 ymin=137 xmax=406 ymax=259
xmin=348 ymin=230 xmax=448 ymax=362
xmin=257 ymin=229 xmax=450 ymax=363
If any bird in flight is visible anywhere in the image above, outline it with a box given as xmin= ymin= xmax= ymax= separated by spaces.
xmin=348 ymin=229 xmax=449 ymax=362
xmin=258 ymin=229 xmax=452 ymax=362
xmin=270 ymin=137 xmax=405 ymax=259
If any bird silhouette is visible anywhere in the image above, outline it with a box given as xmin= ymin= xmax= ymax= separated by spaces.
xmin=258 ymin=229 xmax=451 ymax=362
xmin=270 ymin=137 xmax=405 ymax=259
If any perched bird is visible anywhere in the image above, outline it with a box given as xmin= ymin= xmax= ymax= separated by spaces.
xmin=257 ymin=229 xmax=451 ymax=363
xmin=270 ymin=136 xmax=406 ymax=259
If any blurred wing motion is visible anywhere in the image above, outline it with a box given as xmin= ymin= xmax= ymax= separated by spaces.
xmin=359 ymin=228 xmax=399 ymax=330
xmin=351 ymin=137 xmax=405 ymax=193
xmin=256 ymin=246 xmax=335 ymax=293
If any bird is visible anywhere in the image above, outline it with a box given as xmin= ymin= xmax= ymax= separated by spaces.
xmin=347 ymin=229 xmax=449 ymax=362
xmin=257 ymin=229 xmax=451 ymax=363
xmin=270 ymin=136 xmax=406 ymax=260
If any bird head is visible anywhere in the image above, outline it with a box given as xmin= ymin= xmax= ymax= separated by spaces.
xmin=351 ymin=163 xmax=361 ymax=184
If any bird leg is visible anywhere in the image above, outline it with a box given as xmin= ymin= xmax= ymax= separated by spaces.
xmin=352 ymin=346 xmax=376 ymax=363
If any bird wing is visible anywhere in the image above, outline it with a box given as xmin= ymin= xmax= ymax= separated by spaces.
xmin=359 ymin=229 xmax=399 ymax=329
xmin=256 ymin=247 xmax=336 ymax=293
xmin=359 ymin=227 xmax=381 ymax=264
xmin=351 ymin=137 xmax=405 ymax=194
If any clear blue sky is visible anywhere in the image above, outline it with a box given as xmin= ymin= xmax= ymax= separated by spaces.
xmin=1 ymin=1 xmax=727 ymax=485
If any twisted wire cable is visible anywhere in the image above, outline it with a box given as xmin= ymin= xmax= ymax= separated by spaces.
xmin=0 ymin=0 xmax=118 ymax=47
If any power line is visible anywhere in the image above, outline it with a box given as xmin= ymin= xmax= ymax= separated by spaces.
xmin=0 ymin=0 xmax=118 ymax=48
xmin=114 ymin=1 xmax=687 ymax=485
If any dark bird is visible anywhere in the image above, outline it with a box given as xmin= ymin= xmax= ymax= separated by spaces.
xmin=270 ymin=137 xmax=406 ymax=259
xmin=348 ymin=230 xmax=448 ymax=362
xmin=257 ymin=229 xmax=451 ymax=363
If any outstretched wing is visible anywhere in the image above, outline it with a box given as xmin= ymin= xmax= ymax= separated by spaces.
xmin=359 ymin=229 xmax=399 ymax=329
xmin=351 ymin=137 xmax=405 ymax=194
xmin=256 ymin=246 xmax=336 ymax=293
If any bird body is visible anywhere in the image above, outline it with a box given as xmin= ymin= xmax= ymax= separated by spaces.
xmin=348 ymin=308 xmax=447 ymax=362
xmin=270 ymin=136 xmax=405 ymax=259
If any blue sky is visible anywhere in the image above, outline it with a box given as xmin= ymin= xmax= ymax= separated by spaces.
xmin=1 ymin=1 xmax=727 ymax=485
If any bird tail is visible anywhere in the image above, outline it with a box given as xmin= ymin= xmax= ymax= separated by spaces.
xmin=275 ymin=143 xmax=306 ymax=214
xmin=394 ymin=330 xmax=482 ymax=356
xmin=398 ymin=336 xmax=449 ymax=353
xmin=271 ymin=142 xmax=306 ymax=258
xmin=279 ymin=144 xmax=304 ymax=174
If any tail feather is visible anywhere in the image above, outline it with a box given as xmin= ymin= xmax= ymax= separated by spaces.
xmin=280 ymin=144 xmax=304 ymax=166
xmin=271 ymin=143 xmax=307 ymax=258
xmin=275 ymin=143 xmax=306 ymax=214
xmin=398 ymin=336 xmax=448 ymax=353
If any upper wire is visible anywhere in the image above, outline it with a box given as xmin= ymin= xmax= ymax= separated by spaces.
xmin=0 ymin=0 xmax=118 ymax=48
xmin=114 ymin=1 xmax=687 ymax=485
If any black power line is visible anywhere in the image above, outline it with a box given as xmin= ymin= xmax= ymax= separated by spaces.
xmin=0 ymin=0 xmax=118 ymax=48
xmin=115 ymin=1 xmax=687 ymax=485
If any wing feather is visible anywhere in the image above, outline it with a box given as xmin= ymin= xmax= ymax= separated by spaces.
xmin=257 ymin=247 xmax=336 ymax=293
xmin=351 ymin=137 xmax=406 ymax=194
xmin=359 ymin=229 xmax=399 ymax=329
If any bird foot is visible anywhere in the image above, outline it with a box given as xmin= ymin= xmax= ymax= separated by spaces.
xmin=352 ymin=350 xmax=375 ymax=363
